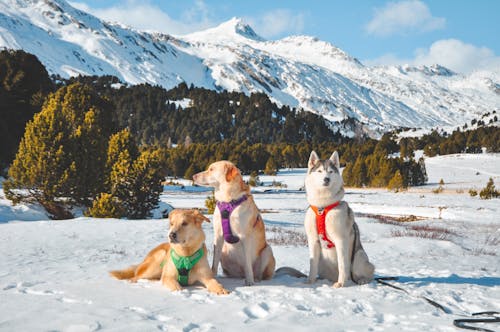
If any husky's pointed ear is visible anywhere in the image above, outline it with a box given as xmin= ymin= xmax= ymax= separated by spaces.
xmin=225 ymin=163 xmax=239 ymax=182
xmin=329 ymin=151 xmax=340 ymax=169
xmin=308 ymin=151 xmax=319 ymax=169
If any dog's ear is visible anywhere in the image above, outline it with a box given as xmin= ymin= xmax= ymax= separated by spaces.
xmin=308 ymin=151 xmax=319 ymax=169
xmin=225 ymin=164 xmax=239 ymax=182
xmin=193 ymin=209 xmax=210 ymax=225
xmin=329 ymin=151 xmax=340 ymax=169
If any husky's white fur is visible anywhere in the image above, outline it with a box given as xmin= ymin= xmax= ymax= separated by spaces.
xmin=304 ymin=151 xmax=374 ymax=287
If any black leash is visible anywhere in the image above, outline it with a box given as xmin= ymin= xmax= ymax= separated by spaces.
xmin=453 ymin=312 xmax=500 ymax=332
xmin=375 ymin=277 xmax=500 ymax=332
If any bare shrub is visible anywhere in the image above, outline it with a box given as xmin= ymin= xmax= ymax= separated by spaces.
xmin=267 ymin=226 xmax=308 ymax=246
xmin=390 ymin=224 xmax=456 ymax=241
xmin=357 ymin=213 xmax=423 ymax=225
xmin=484 ymin=234 xmax=500 ymax=246
xmin=432 ymin=185 xmax=444 ymax=194
xmin=471 ymin=248 xmax=497 ymax=256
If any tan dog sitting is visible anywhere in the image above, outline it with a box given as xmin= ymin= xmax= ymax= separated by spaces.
xmin=109 ymin=209 xmax=229 ymax=295
xmin=193 ymin=161 xmax=275 ymax=286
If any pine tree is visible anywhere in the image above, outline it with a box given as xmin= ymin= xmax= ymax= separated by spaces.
xmin=0 ymin=50 xmax=53 ymax=171
xmin=205 ymin=191 xmax=216 ymax=214
xmin=387 ymin=170 xmax=404 ymax=192
xmin=248 ymin=171 xmax=260 ymax=187
xmin=479 ymin=178 xmax=499 ymax=199
xmin=351 ymin=156 xmax=368 ymax=187
xmin=264 ymin=156 xmax=278 ymax=175
xmin=86 ymin=193 xmax=125 ymax=218
xmin=342 ymin=162 xmax=354 ymax=186
xmin=107 ymin=144 xmax=163 ymax=219
xmin=184 ymin=164 xmax=197 ymax=180
xmin=3 ymin=83 xmax=112 ymax=216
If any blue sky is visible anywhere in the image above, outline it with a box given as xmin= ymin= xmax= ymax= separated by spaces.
xmin=70 ymin=0 xmax=500 ymax=74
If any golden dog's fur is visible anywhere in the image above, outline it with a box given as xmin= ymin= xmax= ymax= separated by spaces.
xmin=109 ymin=209 xmax=229 ymax=295
xmin=193 ymin=161 xmax=275 ymax=286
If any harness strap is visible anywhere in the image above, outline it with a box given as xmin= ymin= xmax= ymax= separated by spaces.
xmin=216 ymin=195 xmax=248 ymax=244
xmin=165 ymin=247 xmax=204 ymax=286
xmin=310 ymin=201 xmax=340 ymax=249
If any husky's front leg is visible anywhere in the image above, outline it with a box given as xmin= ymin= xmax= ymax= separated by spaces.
xmin=241 ymin=239 xmax=255 ymax=286
xmin=307 ymin=238 xmax=321 ymax=284
xmin=332 ymin=234 xmax=354 ymax=288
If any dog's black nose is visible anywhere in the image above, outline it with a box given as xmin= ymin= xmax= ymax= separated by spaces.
xmin=169 ymin=232 xmax=177 ymax=242
xmin=323 ymin=177 xmax=330 ymax=184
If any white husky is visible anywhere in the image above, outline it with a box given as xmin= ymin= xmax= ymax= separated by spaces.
xmin=304 ymin=151 xmax=374 ymax=287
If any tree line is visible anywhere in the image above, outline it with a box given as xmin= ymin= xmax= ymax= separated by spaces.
xmin=2 ymin=49 xmax=499 ymax=218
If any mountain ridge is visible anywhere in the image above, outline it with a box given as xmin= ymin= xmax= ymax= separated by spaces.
xmin=0 ymin=0 xmax=498 ymax=133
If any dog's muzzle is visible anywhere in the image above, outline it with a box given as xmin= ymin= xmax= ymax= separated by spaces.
xmin=169 ymin=232 xmax=178 ymax=243
xmin=323 ymin=177 xmax=330 ymax=186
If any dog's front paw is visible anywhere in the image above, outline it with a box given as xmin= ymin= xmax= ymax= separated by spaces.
xmin=207 ymin=281 xmax=230 ymax=295
xmin=163 ymin=279 xmax=183 ymax=292
xmin=169 ymin=284 xmax=183 ymax=292
xmin=306 ymin=277 xmax=317 ymax=284
xmin=215 ymin=287 xmax=230 ymax=295
xmin=355 ymin=277 xmax=372 ymax=285
xmin=333 ymin=280 xmax=355 ymax=288
xmin=245 ymin=279 xmax=255 ymax=286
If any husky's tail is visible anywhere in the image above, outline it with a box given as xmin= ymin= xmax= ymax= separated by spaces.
xmin=275 ymin=266 xmax=307 ymax=278
xmin=109 ymin=265 xmax=137 ymax=280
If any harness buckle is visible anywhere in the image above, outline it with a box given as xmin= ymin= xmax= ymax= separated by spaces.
xmin=221 ymin=210 xmax=230 ymax=219
xmin=178 ymin=268 xmax=189 ymax=276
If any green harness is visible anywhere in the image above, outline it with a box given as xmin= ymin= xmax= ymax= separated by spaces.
xmin=161 ymin=247 xmax=204 ymax=286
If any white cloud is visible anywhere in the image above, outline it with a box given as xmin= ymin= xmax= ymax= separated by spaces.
xmin=365 ymin=39 xmax=500 ymax=75
xmin=69 ymin=0 xmax=215 ymax=35
xmin=365 ymin=0 xmax=445 ymax=37
xmin=245 ymin=9 xmax=306 ymax=39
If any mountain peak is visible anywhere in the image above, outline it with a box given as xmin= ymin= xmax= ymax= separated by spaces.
xmin=186 ymin=17 xmax=264 ymax=42
xmin=226 ymin=17 xmax=263 ymax=41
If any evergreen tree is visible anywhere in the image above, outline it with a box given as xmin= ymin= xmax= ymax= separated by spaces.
xmin=264 ymin=156 xmax=278 ymax=175
xmin=205 ymin=191 xmax=216 ymax=214
xmin=342 ymin=162 xmax=354 ymax=186
xmin=351 ymin=156 xmax=368 ymax=187
xmin=86 ymin=193 xmax=125 ymax=218
xmin=0 ymin=50 xmax=53 ymax=172
xmin=3 ymin=83 xmax=112 ymax=217
xmin=106 ymin=131 xmax=163 ymax=219
xmin=479 ymin=178 xmax=499 ymax=199
xmin=387 ymin=170 xmax=404 ymax=192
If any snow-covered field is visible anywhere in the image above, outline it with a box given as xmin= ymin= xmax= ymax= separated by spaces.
xmin=1 ymin=154 xmax=499 ymax=331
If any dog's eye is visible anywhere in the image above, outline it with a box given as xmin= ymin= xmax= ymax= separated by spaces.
xmin=318 ymin=170 xmax=322 ymax=173
xmin=328 ymin=170 xmax=333 ymax=173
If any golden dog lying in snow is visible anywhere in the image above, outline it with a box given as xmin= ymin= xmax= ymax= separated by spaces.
xmin=109 ymin=209 xmax=229 ymax=295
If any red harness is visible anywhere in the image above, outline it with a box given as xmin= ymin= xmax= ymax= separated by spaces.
xmin=310 ymin=201 xmax=340 ymax=249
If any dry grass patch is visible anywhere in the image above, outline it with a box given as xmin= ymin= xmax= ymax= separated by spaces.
xmin=471 ymin=248 xmax=497 ymax=256
xmin=484 ymin=234 xmax=500 ymax=246
xmin=391 ymin=224 xmax=456 ymax=241
xmin=267 ymin=226 xmax=308 ymax=246
xmin=358 ymin=213 xmax=424 ymax=225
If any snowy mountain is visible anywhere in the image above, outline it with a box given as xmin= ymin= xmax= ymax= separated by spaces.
xmin=0 ymin=0 xmax=498 ymax=132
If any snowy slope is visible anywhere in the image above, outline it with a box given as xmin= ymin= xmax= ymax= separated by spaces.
xmin=1 ymin=154 xmax=499 ymax=331
xmin=0 ymin=0 xmax=499 ymax=132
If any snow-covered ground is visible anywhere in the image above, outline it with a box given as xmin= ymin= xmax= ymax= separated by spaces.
xmin=1 ymin=154 xmax=499 ymax=331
